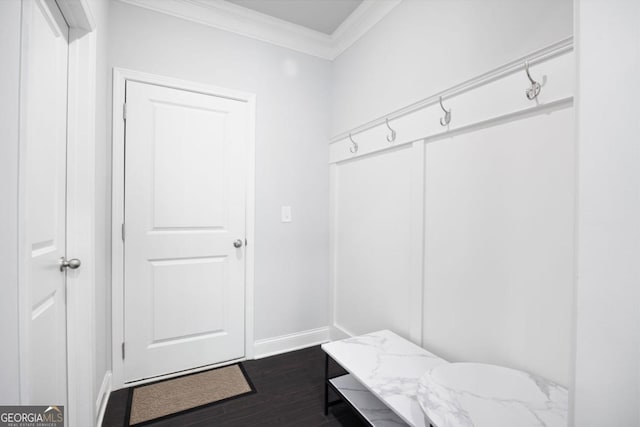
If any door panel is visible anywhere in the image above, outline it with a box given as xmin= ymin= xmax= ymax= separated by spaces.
xmin=151 ymin=102 xmax=229 ymax=229
xmin=124 ymin=81 xmax=248 ymax=382
xmin=21 ymin=0 xmax=69 ymax=405
xmin=149 ymin=256 xmax=227 ymax=342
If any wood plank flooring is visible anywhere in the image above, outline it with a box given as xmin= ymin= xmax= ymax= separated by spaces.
xmin=102 ymin=345 xmax=366 ymax=426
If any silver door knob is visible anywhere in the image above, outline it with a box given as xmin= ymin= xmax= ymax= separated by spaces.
xmin=60 ymin=257 xmax=81 ymax=272
xmin=233 ymin=239 xmax=243 ymax=248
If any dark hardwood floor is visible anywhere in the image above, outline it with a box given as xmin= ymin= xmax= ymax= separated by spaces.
xmin=102 ymin=345 xmax=366 ymax=427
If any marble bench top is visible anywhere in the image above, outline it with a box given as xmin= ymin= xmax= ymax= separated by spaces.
xmin=417 ymin=363 xmax=569 ymax=427
xmin=322 ymin=330 xmax=448 ymax=427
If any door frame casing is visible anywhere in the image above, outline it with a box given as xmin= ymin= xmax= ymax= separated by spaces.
xmin=17 ymin=0 xmax=97 ymax=426
xmin=66 ymin=23 xmax=98 ymax=427
xmin=110 ymin=68 xmax=256 ymax=389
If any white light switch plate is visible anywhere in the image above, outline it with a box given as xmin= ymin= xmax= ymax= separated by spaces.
xmin=281 ymin=206 xmax=292 ymax=222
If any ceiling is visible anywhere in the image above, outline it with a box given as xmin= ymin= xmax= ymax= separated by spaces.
xmin=225 ymin=0 xmax=364 ymax=34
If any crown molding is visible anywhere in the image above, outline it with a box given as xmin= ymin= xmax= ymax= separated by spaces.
xmin=331 ymin=0 xmax=402 ymax=58
xmin=114 ymin=0 xmax=402 ymax=60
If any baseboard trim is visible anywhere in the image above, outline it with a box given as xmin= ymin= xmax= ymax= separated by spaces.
xmin=95 ymin=370 xmax=112 ymax=427
xmin=253 ymin=327 xmax=329 ymax=359
xmin=330 ymin=324 xmax=355 ymax=341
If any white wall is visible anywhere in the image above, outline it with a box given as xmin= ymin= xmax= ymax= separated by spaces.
xmin=107 ymin=1 xmax=331 ymax=345
xmin=330 ymin=0 xmax=573 ymax=135
xmin=0 ymin=0 xmax=22 ymax=405
xmin=572 ymin=0 xmax=640 ymax=424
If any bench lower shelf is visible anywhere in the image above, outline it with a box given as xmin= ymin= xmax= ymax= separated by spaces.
xmin=328 ymin=373 xmax=408 ymax=427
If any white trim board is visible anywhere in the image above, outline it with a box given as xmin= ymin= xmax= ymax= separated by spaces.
xmin=114 ymin=0 xmax=401 ymax=60
xmin=66 ymin=23 xmax=98 ymax=427
xmin=95 ymin=371 xmax=112 ymax=427
xmin=253 ymin=327 xmax=330 ymax=359
xmin=56 ymin=0 xmax=95 ymax=31
xmin=110 ymin=68 xmax=257 ymax=389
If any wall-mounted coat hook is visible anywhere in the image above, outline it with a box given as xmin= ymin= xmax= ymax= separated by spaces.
xmin=439 ymin=96 xmax=451 ymax=126
xmin=385 ymin=118 xmax=397 ymax=143
xmin=349 ymin=133 xmax=358 ymax=153
xmin=524 ymin=61 xmax=541 ymax=100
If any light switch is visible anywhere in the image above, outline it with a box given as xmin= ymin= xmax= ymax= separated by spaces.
xmin=281 ymin=206 xmax=292 ymax=223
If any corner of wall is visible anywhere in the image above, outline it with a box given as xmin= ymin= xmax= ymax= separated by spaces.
xmin=253 ymin=327 xmax=329 ymax=359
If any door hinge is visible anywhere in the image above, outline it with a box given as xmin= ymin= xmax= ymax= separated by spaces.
xmin=121 ymin=223 xmax=125 ymax=242
xmin=123 ymin=102 xmax=127 ymax=121
xmin=121 ymin=342 xmax=125 ymax=360
xmin=245 ymin=238 xmax=248 ymax=247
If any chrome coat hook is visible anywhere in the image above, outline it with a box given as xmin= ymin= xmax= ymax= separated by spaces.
xmin=349 ymin=133 xmax=358 ymax=153
xmin=524 ymin=61 xmax=541 ymax=100
xmin=385 ymin=118 xmax=397 ymax=143
xmin=439 ymin=96 xmax=451 ymax=126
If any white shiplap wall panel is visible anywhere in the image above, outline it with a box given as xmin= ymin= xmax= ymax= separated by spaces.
xmin=333 ymin=145 xmax=416 ymax=339
xmin=329 ymin=42 xmax=575 ymax=387
xmin=423 ymin=107 xmax=575 ymax=386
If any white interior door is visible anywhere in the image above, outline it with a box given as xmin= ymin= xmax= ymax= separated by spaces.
xmin=123 ymin=80 xmax=249 ymax=382
xmin=19 ymin=0 xmax=69 ymax=406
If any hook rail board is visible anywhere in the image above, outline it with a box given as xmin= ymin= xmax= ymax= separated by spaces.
xmin=328 ymin=38 xmax=574 ymax=164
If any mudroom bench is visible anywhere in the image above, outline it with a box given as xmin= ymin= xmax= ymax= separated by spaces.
xmin=322 ymin=330 xmax=569 ymax=427
xmin=322 ymin=330 xmax=447 ymax=427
